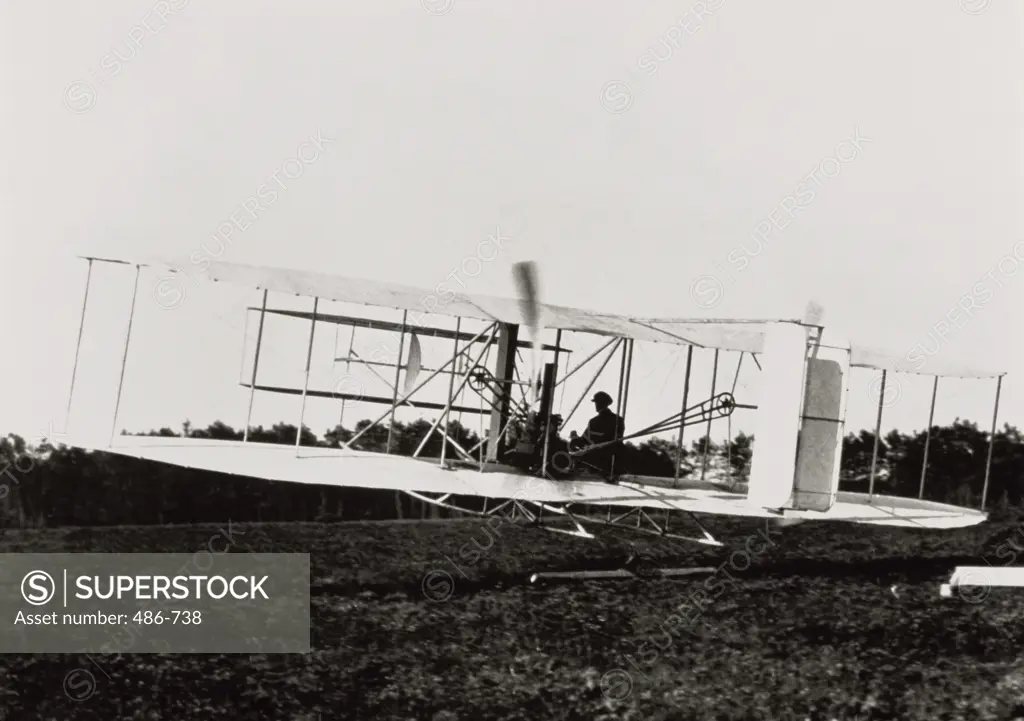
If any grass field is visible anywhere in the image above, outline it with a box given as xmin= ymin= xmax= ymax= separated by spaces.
xmin=3 ymin=512 xmax=1024 ymax=720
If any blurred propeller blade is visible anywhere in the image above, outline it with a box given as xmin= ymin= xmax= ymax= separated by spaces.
xmin=803 ymin=300 xmax=824 ymax=327
xmin=511 ymin=261 xmax=543 ymax=405
xmin=403 ymin=333 xmax=422 ymax=397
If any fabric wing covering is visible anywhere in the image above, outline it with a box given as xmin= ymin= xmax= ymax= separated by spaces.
xmin=107 ymin=255 xmax=1004 ymax=379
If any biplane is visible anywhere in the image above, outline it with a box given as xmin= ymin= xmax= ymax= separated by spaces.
xmin=62 ymin=255 xmax=1006 ymax=546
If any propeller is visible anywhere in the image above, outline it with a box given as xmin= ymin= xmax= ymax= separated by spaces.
xmin=511 ymin=261 xmax=543 ymax=406
xmin=803 ymin=300 xmax=824 ymax=327
xmin=402 ymin=332 xmax=422 ymax=397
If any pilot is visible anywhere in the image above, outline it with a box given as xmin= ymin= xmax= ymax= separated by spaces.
xmin=570 ymin=391 xmax=625 ymax=477
xmin=536 ymin=413 xmax=571 ymax=477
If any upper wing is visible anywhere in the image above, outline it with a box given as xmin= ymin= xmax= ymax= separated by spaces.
xmin=86 ymin=254 xmax=767 ymax=350
xmin=84 ymin=255 xmax=1006 ymax=377
xmin=848 ymin=345 xmax=1003 ymax=379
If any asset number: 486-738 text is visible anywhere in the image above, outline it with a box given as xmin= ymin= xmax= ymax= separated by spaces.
xmin=132 ymin=610 xmax=202 ymax=625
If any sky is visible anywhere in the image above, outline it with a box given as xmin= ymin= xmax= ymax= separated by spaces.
xmin=1 ymin=0 xmax=1021 ymax=452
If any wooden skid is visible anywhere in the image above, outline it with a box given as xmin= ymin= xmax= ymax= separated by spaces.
xmin=403 ymin=490 xmax=721 ymax=547
xmin=530 ymin=567 xmax=717 ymax=583
xmin=939 ymin=566 xmax=1024 ymax=598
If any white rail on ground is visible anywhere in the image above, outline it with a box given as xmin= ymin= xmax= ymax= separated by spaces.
xmin=939 ymin=566 xmax=1024 ymax=597
xmin=530 ymin=567 xmax=716 ymax=583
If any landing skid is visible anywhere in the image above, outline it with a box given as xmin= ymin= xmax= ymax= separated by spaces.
xmin=403 ymin=488 xmax=722 ymax=547
xmin=601 ymin=505 xmax=721 ymax=546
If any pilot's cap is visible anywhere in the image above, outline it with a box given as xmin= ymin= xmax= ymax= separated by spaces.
xmin=592 ymin=391 xmax=613 ymax=406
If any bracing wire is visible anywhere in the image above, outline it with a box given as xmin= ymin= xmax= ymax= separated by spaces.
xmin=657 ymin=348 xmax=682 ymax=399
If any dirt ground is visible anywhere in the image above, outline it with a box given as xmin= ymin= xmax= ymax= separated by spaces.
xmin=2 ymin=513 xmax=1023 ymax=720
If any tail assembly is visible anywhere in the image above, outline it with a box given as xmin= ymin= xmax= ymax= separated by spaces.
xmin=746 ymin=307 xmax=849 ymax=512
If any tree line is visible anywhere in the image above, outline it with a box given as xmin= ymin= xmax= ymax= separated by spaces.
xmin=0 ymin=416 xmax=1020 ymax=527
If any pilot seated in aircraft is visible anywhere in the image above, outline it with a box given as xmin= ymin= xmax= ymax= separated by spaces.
xmin=504 ymin=411 xmax=572 ymax=478
xmin=570 ymin=391 xmax=625 ymax=479
xmin=539 ymin=413 xmax=572 ymax=478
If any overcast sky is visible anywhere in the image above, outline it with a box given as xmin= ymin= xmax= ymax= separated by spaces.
xmin=1 ymin=0 xmax=1020 ymax=450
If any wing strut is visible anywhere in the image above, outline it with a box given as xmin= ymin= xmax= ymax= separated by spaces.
xmin=673 ymin=345 xmax=695 ymax=483
xmin=340 ymin=349 xmax=476 ymax=463
xmin=700 ymin=349 xmax=720 ymax=482
xmin=385 ymin=310 xmax=409 ymax=454
xmin=438 ymin=318 xmax=463 ymax=466
xmin=243 ymin=289 xmax=269 ymax=442
xmin=65 ymin=258 xmax=93 ymax=435
xmin=918 ymin=376 xmax=938 ymax=499
xmin=561 ymin=339 xmax=624 ymax=429
xmin=295 ymin=296 xmax=320 ymax=451
xmin=110 ymin=265 xmax=141 ymax=444
xmin=868 ymin=370 xmax=887 ymax=499
xmin=981 ymin=374 xmax=1004 ymax=509
xmin=412 ymin=322 xmax=499 ymax=461
xmin=343 ymin=322 xmax=498 ymax=451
